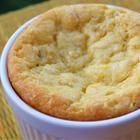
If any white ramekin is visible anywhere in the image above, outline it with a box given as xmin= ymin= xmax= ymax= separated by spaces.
xmin=1 ymin=5 xmax=140 ymax=140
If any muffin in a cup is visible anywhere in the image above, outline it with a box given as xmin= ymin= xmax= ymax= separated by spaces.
xmin=1 ymin=4 xmax=140 ymax=140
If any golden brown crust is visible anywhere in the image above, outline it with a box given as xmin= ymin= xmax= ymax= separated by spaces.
xmin=8 ymin=4 xmax=140 ymax=121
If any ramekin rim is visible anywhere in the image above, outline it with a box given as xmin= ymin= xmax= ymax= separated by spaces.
xmin=1 ymin=4 xmax=140 ymax=128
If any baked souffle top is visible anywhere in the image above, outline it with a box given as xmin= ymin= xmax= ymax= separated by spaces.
xmin=8 ymin=4 xmax=140 ymax=121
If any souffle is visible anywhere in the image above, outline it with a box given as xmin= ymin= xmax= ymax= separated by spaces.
xmin=8 ymin=4 xmax=140 ymax=121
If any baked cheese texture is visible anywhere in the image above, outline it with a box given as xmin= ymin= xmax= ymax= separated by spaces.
xmin=8 ymin=4 xmax=140 ymax=120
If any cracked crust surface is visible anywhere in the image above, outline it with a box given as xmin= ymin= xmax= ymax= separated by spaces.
xmin=8 ymin=4 xmax=140 ymax=121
